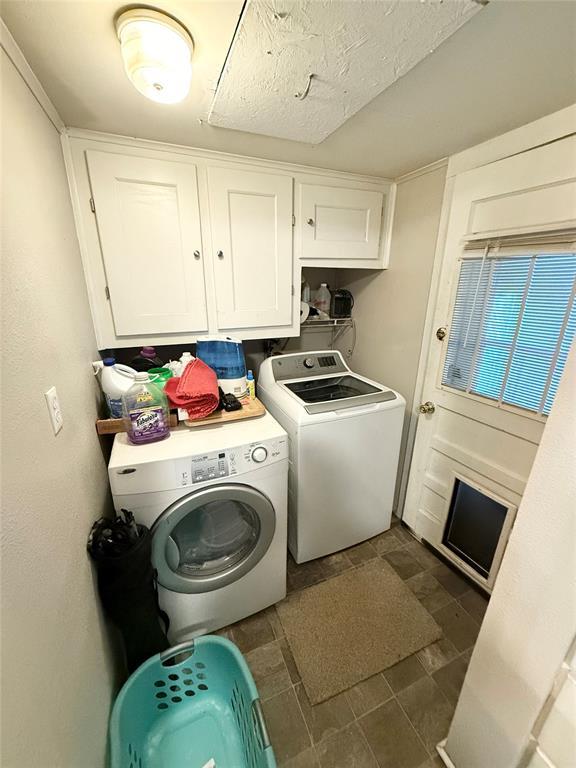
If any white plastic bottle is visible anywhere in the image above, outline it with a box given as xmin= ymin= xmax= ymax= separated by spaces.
xmin=99 ymin=358 xmax=136 ymax=418
xmin=315 ymin=283 xmax=331 ymax=314
xmin=179 ymin=351 xmax=194 ymax=373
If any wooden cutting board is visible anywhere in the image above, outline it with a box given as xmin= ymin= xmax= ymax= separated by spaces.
xmin=184 ymin=397 xmax=266 ymax=427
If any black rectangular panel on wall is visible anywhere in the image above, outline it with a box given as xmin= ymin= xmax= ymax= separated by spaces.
xmin=443 ymin=479 xmax=508 ymax=579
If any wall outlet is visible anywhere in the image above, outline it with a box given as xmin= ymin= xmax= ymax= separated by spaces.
xmin=44 ymin=386 xmax=63 ymax=434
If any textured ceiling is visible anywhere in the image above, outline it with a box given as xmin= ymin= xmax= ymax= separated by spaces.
xmin=210 ymin=0 xmax=483 ymax=143
xmin=2 ymin=0 xmax=575 ymax=177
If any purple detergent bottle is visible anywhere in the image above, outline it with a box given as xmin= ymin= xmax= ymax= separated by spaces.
xmin=122 ymin=372 xmax=170 ymax=445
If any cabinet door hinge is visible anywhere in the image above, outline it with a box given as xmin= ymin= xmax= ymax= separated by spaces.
xmin=89 ymin=197 xmax=96 ymax=213
xmin=292 ymin=214 xmax=296 ymax=227
xmin=291 ymin=285 xmax=295 ymax=296
xmin=105 ymin=286 xmax=110 ymax=300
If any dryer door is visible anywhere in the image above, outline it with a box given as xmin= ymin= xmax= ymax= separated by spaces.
xmin=151 ymin=484 xmax=276 ymax=594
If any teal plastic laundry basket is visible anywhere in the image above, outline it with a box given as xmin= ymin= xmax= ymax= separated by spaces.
xmin=110 ymin=636 xmax=276 ymax=768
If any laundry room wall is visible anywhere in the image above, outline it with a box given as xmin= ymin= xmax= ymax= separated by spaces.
xmin=341 ymin=162 xmax=448 ymax=511
xmin=1 ymin=48 xmax=116 ymax=768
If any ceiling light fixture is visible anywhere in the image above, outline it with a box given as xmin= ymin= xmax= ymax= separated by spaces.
xmin=115 ymin=8 xmax=193 ymax=104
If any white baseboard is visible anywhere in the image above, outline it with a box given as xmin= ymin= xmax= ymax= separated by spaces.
xmin=437 ymin=739 xmax=457 ymax=768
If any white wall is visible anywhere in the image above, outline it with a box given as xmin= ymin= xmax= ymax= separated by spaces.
xmin=443 ymin=340 xmax=576 ymax=768
xmin=342 ymin=163 xmax=447 ymax=507
xmin=1 ymin=50 xmax=116 ymax=767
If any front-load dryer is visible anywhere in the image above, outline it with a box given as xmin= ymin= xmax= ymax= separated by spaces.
xmin=108 ymin=413 xmax=288 ymax=642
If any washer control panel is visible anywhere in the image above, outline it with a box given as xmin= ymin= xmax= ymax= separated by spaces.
xmin=271 ymin=351 xmax=348 ymax=381
xmin=176 ymin=436 xmax=287 ymax=486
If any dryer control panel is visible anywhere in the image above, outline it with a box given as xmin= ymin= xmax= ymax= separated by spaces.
xmin=177 ymin=436 xmax=288 ymax=487
xmin=108 ymin=411 xmax=288 ymax=496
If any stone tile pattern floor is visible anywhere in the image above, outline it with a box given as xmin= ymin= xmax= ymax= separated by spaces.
xmin=217 ymin=518 xmax=489 ymax=768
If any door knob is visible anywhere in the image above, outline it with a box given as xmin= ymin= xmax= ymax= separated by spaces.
xmin=436 ymin=327 xmax=447 ymax=341
xmin=217 ymin=250 xmax=224 ymax=259
xmin=307 ymin=218 xmax=314 ymax=226
xmin=418 ymin=401 xmax=435 ymax=415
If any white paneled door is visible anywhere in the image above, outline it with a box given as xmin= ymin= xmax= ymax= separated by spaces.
xmin=207 ymin=166 xmax=293 ymax=330
xmin=403 ymin=136 xmax=576 ymax=590
xmin=86 ymin=151 xmax=208 ymax=336
xmin=298 ymin=182 xmax=383 ymax=263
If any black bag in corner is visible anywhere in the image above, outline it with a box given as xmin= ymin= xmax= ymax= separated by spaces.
xmin=88 ymin=518 xmax=169 ymax=674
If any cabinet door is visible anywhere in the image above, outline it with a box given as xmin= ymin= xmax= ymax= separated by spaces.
xmin=86 ymin=151 xmax=208 ymax=336
xmin=207 ymin=166 xmax=293 ymax=330
xmin=298 ymin=182 xmax=384 ymax=263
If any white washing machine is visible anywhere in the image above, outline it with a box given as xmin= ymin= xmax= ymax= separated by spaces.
xmin=258 ymin=351 xmax=405 ymax=563
xmin=108 ymin=413 xmax=288 ymax=642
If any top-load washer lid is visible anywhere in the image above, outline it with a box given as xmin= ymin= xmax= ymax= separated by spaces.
xmin=267 ymin=351 xmax=397 ymax=415
xmin=283 ymin=374 xmax=396 ymax=414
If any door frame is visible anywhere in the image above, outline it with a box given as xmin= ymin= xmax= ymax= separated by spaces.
xmin=397 ymin=106 xmax=576 ymax=522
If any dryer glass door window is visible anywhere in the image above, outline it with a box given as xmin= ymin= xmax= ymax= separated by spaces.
xmin=170 ymin=498 xmax=260 ymax=577
xmin=152 ymin=485 xmax=276 ymax=594
xmin=285 ymin=375 xmax=380 ymax=402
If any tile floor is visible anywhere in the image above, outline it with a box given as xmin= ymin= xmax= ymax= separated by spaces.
xmin=218 ymin=519 xmax=489 ymax=768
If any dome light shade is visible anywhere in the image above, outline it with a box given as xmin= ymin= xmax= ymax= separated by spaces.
xmin=116 ymin=9 xmax=193 ymax=104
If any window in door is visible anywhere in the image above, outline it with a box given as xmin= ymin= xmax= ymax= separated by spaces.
xmin=442 ymin=234 xmax=576 ymax=416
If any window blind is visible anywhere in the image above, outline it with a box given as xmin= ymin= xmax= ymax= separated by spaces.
xmin=463 ymin=228 xmax=576 ymax=253
xmin=442 ymin=233 xmax=576 ymax=415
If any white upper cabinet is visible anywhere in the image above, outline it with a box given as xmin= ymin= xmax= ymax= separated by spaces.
xmin=297 ymin=181 xmax=389 ymax=267
xmin=65 ymin=132 xmax=392 ymax=348
xmin=86 ymin=151 xmax=208 ymax=336
xmin=207 ymin=166 xmax=293 ymax=330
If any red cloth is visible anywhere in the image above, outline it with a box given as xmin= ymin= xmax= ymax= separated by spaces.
xmin=164 ymin=358 xmax=219 ymax=420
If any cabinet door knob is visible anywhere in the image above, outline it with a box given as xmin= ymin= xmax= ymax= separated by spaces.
xmin=194 ymin=250 xmax=201 ymax=260
xmin=217 ymin=250 xmax=224 ymax=259
xmin=307 ymin=218 xmax=314 ymax=226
